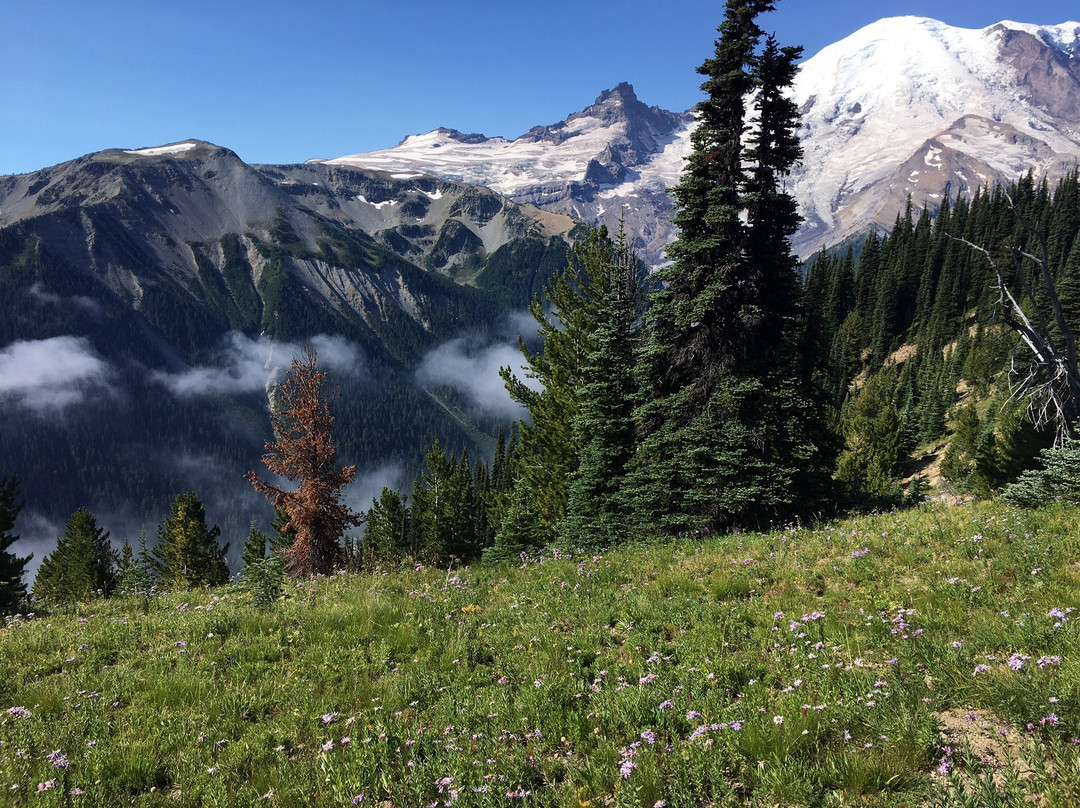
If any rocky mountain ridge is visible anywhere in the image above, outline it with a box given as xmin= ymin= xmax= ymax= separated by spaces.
xmin=0 ymin=140 xmax=574 ymax=325
xmin=318 ymin=82 xmax=692 ymax=265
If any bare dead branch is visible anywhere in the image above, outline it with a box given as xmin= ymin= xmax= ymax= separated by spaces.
xmin=947 ymin=226 xmax=1080 ymax=445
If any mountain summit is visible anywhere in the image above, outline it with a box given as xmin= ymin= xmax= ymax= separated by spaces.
xmin=791 ymin=16 xmax=1080 ymax=253
xmin=324 ymin=17 xmax=1080 ymax=260
xmin=318 ymin=83 xmax=693 ymax=264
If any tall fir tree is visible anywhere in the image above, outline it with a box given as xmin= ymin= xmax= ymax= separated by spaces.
xmin=483 ymin=425 xmax=517 ymax=548
xmin=835 ymin=370 xmax=903 ymax=504
xmin=559 ymin=227 xmax=642 ymax=549
xmin=0 ymin=474 xmax=31 ymax=615
xmin=115 ymin=530 xmax=157 ymax=597
xmin=362 ymin=487 xmax=410 ymax=569
xmin=496 ymin=226 xmax=629 ymax=550
xmin=630 ymin=0 xmax=830 ymax=536
xmin=410 ymin=441 xmax=479 ymax=564
xmin=241 ymin=521 xmax=269 ymax=568
xmin=33 ymin=508 xmax=115 ymax=604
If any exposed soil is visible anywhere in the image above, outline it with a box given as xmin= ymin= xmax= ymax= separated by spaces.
xmin=933 ymin=707 xmax=1032 ymax=789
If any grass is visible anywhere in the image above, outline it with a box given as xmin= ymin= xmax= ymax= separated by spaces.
xmin=2 ymin=500 xmax=1079 ymax=806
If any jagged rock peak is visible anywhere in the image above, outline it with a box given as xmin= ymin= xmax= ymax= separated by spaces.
xmin=595 ymin=81 xmax=640 ymax=105
xmin=573 ymin=82 xmax=669 ymax=125
xmin=432 ymin=128 xmax=491 ymax=145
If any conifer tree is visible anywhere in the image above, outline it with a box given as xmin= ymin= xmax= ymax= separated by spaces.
xmin=483 ymin=482 xmax=540 ymax=564
xmin=483 ymin=425 xmax=517 ymax=547
xmin=269 ymin=508 xmax=297 ymax=556
xmin=940 ymin=401 xmax=982 ymax=492
xmin=829 ymin=310 xmax=864 ymax=405
xmin=246 ymin=345 xmax=363 ymax=577
xmin=153 ymin=493 xmax=229 ymax=590
xmin=497 ymin=227 xmax=627 ymax=548
xmin=559 ymin=227 xmax=642 ymax=549
xmin=630 ymin=0 xmax=829 ymax=536
xmin=241 ymin=521 xmax=268 ymax=568
xmin=0 ymin=474 xmax=31 ymax=615
xmin=1060 ymin=234 xmax=1080 ymax=333
xmin=1002 ymin=438 xmax=1080 ymax=507
xmin=33 ymin=508 xmax=115 ymax=603
xmin=471 ymin=458 xmax=494 ymax=548
xmin=362 ymin=488 xmax=409 ymax=569
xmin=447 ymin=450 xmax=478 ymax=560
xmin=835 ymin=371 xmax=902 ymax=504
xmin=854 ymin=231 xmax=882 ymax=328
xmin=824 ymin=246 xmax=857 ymax=339
xmin=115 ymin=531 xmax=157 ymax=597
xmin=410 ymin=441 xmax=471 ymax=563
xmin=114 ymin=541 xmax=135 ymax=588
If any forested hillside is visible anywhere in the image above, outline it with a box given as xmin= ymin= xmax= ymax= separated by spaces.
xmin=804 ymin=171 xmax=1080 ymax=501
xmin=0 ymin=146 xmax=576 ymax=562
xmin=359 ymin=91 xmax=1080 ymax=569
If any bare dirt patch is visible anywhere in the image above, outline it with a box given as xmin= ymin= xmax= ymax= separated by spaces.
xmin=933 ymin=707 xmax=1031 ymax=788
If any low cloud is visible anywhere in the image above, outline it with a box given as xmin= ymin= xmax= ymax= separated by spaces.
xmin=416 ymin=338 xmax=539 ymax=418
xmin=153 ymin=332 xmax=365 ymax=398
xmin=504 ymin=309 xmax=541 ymax=343
xmin=26 ymin=284 xmax=103 ymax=316
xmin=344 ymin=463 xmax=409 ymax=516
xmin=0 ymin=336 xmax=115 ymax=414
xmin=9 ymin=511 xmax=62 ymax=588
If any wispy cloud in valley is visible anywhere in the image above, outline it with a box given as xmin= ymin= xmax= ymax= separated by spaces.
xmin=26 ymin=284 xmax=103 ymax=316
xmin=152 ymin=332 xmax=365 ymax=398
xmin=416 ymin=337 xmax=538 ymax=419
xmin=0 ymin=336 xmax=115 ymax=414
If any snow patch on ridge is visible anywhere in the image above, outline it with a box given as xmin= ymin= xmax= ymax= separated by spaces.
xmin=124 ymin=141 xmax=199 ymax=157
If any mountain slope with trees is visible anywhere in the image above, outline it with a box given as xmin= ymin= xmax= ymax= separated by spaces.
xmin=0 ymin=144 xmax=578 ymax=564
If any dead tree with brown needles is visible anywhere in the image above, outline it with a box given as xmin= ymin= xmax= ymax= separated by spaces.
xmin=951 ymin=191 xmax=1080 ymax=445
xmin=245 ymin=345 xmax=364 ymax=577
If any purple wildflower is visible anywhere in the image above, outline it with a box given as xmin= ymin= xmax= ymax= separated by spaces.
xmin=1008 ymin=653 xmax=1031 ymax=671
xmin=937 ymin=745 xmax=953 ymax=775
xmin=47 ymin=750 xmax=69 ymax=769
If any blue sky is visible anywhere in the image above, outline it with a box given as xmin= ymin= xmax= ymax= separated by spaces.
xmin=2 ymin=0 xmax=1078 ymax=176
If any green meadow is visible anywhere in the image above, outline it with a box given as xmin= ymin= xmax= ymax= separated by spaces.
xmin=2 ymin=501 xmax=1079 ymax=807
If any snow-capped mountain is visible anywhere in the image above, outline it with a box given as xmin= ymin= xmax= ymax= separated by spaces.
xmin=317 ymin=83 xmax=693 ymax=265
xmin=321 ymin=17 xmax=1080 ymax=260
xmin=793 ymin=16 xmax=1080 ymax=254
